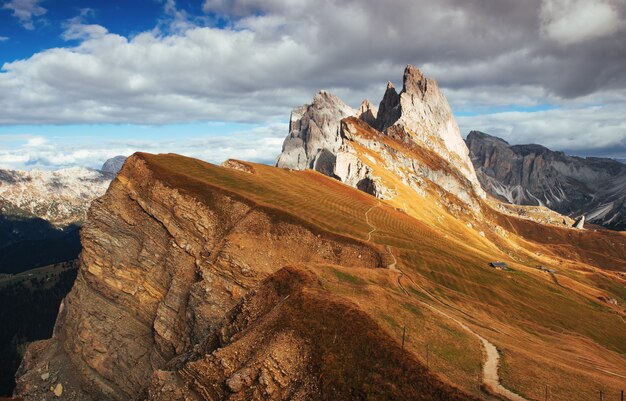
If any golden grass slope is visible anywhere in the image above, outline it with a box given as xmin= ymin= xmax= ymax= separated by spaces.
xmin=141 ymin=152 xmax=625 ymax=401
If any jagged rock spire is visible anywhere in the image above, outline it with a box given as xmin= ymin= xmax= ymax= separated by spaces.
xmin=276 ymin=91 xmax=355 ymax=170
xmin=357 ymin=99 xmax=378 ymax=127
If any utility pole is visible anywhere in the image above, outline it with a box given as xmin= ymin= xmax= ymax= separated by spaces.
xmin=621 ymin=389 xmax=624 ymax=401
xmin=599 ymin=390 xmax=603 ymax=401
xmin=401 ymin=326 xmax=405 ymax=350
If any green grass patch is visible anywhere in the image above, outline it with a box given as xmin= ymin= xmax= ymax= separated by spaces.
xmin=331 ymin=268 xmax=366 ymax=285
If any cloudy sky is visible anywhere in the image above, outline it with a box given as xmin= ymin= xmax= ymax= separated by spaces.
xmin=0 ymin=0 xmax=625 ymax=170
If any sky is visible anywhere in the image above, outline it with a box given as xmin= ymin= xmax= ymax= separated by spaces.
xmin=0 ymin=0 xmax=625 ymax=170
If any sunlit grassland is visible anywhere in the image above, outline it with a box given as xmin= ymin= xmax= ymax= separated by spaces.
xmin=138 ymin=153 xmax=626 ymax=399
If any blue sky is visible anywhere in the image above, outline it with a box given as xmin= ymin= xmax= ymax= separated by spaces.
xmin=0 ymin=0 xmax=625 ymax=170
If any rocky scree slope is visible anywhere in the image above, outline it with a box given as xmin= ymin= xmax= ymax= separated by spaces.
xmin=15 ymin=153 xmax=479 ymax=401
xmin=466 ymin=131 xmax=626 ymax=230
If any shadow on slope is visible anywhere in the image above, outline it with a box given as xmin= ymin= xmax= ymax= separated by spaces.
xmin=150 ymin=266 xmax=479 ymax=401
xmin=0 ymin=214 xmax=81 ymax=274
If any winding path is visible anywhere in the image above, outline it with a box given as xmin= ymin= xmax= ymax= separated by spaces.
xmin=362 ymin=201 xmax=529 ymax=401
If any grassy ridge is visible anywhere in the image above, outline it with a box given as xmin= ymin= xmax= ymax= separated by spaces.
xmin=136 ymin=153 xmax=626 ymax=399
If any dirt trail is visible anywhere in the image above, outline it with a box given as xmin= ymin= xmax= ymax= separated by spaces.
xmin=364 ymin=203 xmax=379 ymax=242
xmin=362 ymin=201 xmax=529 ymax=401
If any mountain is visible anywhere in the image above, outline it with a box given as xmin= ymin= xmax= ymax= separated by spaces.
xmin=0 ymin=167 xmax=113 ymax=227
xmin=101 ymin=156 xmax=127 ymax=175
xmin=466 ymin=131 xmax=626 ymax=230
xmin=15 ymin=154 xmax=483 ymax=401
xmin=0 ymin=165 xmax=116 ymax=396
xmin=276 ymin=65 xmax=574 ymax=229
xmin=14 ymin=67 xmax=626 ymax=401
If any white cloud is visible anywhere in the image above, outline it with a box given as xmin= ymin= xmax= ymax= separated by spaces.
xmin=25 ymin=136 xmax=47 ymax=147
xmin=540 ymin=0 xmax=624 ymax=45
xmin=0 ymin=0 xmax=625 ymax=161
xmin=0 ymin=123 xmax=288 ymax=170
xmin=62 ymin=23 xmax=108 ymax=41
xmin=0 ymin=36 xmax=8 ymax=42
xmin=458 ymin=104 xmax=626 ymax=157
xmin=0 ymin=25 xmax=314 ymax=125
xmin=2 ymin=0 xmax=46 ymax=30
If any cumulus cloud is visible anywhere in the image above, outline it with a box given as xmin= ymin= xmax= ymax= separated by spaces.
xmin=2 ymin=0 xmax=46 ymax=30
xmin=540 ymin=0 xmax=624 ymax=45
xmin=0 ymin=123 xmax=287 ymax=170
xmin=0 ymin=36 xmax=8 ymax=42
xmin=0 ymin=0 xmax=625 ymax=161
xmin=458 ymin=104 xmax=626 ymax=158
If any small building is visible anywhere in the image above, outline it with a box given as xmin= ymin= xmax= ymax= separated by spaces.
xmin=536 ymin=266 xmax=556 ymax=274
xmin=489 ymin=261 xmax=509 ymax=270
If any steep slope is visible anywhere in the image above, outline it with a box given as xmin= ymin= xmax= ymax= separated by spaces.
xmin=15 ymin=153 xmax=626 ymax=401
xmin=466 ymin=130 xmax=626 ymax=230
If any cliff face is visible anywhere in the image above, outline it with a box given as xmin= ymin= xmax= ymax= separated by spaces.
xmin=466 ymin=131 xmax=626 ymax=230
xmin=15 ymin=153 xmax=478 ymax=401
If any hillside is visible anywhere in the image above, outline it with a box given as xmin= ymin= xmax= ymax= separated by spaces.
xmin=15 ymin=153 xmax=626 ymax=401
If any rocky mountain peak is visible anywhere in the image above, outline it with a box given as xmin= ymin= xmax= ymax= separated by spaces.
xmin=466 ymin=130 xmax=509 ymax=146
xmin=357 ymin=99 xmax=378 ymax=126
xmin=381 ymin=65 xmax=484 ymax=197
xmin=101 ymin=155 xmax=127 ymax=175
xmin=466 ymin=131 xmax=626 ymax=230
xmin=402 ymin=64 xmax=428 ymax=97
xmin=276 ymin=90 xmax=355 ymax=171
xmin=276 ymin=64 xmax=485 ymax=205
xmin=374 ymin=82 xmax=401 ymax=131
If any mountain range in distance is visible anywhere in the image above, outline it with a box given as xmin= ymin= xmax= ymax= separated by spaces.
xmin=0 ymin=156 xmax=125 ymax=274
xmin=466 ymin=131 xmax=626 ymax=231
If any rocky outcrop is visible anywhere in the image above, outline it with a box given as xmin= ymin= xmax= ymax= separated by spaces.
xmin=275 ymin=91 xmax=355 ymax=171
xmin=466 ymin=131 xmax=626 ymax=230
xmin=574 ymin=215 xmax=585 ymax=229
xmin=275 ymin=65 xmax=485 ymax=208
xmin=376 ymin=66 xmax=482 ymax=195
xmin=100 ymin=156 xmax=127 ymax=175
xmin=356 ymin=99 xmax=377 ymax=127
